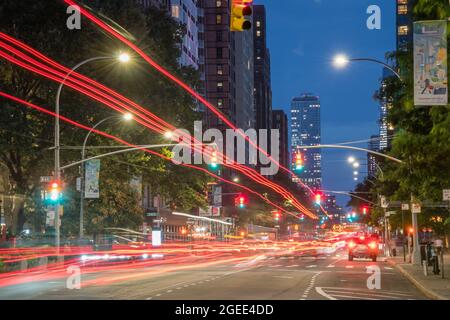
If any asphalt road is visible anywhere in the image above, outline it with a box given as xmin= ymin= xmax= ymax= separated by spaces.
xmin=0 ymin=249 xmax=428 ymax=300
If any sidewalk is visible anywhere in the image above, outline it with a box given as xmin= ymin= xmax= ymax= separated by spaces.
xmin=387 ymin=252 xmax=450 ymax=300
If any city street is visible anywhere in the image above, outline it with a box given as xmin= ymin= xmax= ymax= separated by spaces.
xmin=0 ymin=248 xmax=427 ymax=300
xmin=0 ymin=0 xmax=448 ymax=307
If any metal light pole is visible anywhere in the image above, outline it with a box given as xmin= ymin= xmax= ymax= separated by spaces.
xmin=54 ymin=54 xmax=130 ymax=249
xmin=333 ymin=55 xmax=402 ymax=81
xmin=79 ymin=114 xmax=133 ymax=239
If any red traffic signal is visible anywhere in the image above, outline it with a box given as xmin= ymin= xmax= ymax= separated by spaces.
xmin=314 ymin=194 xmax=322 ymax=205
xmin=362 ymin=206 xmax=368 ymax=215
xmin=235 ymin=194 xmax=247 ymax=208
xmin=272 ymin=210 xmax=281 ymax=221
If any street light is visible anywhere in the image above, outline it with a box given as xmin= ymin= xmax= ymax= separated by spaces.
xmin=118 ymin=53 xmax=131 ymax=63
xmin=332 ymin=54 xmax=402 ymax=81
xmin=347 ymin=156 xmax=356 ymax=164
xmin=164 ymin=131 xmax=174 ymax=139
xmin=79 ymin=113 xmax=133 ymax=239
xmin=333 ymin=54 xmax=350 ymax=68
xmin=353 ymin=171 xmax=358 ymax=175
xmin=54 ymin=54 xmax=131 ymax=248
xmin=353 ymin=162 xmax=360 ymax=168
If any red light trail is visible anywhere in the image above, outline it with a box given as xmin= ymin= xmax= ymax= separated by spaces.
xmin=62 ymin=0 xmax=321 ymax=201
xmin=0 ymin=33 xmax=317 ymax=218
xmin=0 ymin=91 xmax=298 ymax=218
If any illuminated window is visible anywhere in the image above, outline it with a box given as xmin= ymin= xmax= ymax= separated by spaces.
xmin=398 ymin=25 xmax=408 ymax=35
xmin=216 ymin=0 xmax=222 ymax=7
xmin=217 ymin=82 xmax=223 ymax=92
xmin=217 ymin=98 xmax=224 ymax=107
xmin=171 ymin=5 xmax=180 ymax=18
xmin=217 ymin=65 xmax=223 ymax=75
xmin=398 ymin=5 xmax=408 ymax=14
xmin=216 ymin=14 xmax=222 ymax=24
xmin=256 ymin=30 xmax=261 ymax=37
xmin=397 ymin=0 xmax=408 ymax=4
xmin=256 ymin=21 xmax=261 ymax=27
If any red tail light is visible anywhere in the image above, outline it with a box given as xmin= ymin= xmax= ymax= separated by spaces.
xmin=348 ymin=241 xmax=356 ymax=248
xmin=368 ymin=241 xmax=377 ymax=249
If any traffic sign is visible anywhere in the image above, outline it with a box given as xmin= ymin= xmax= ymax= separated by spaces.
xmin=401 ymin=203 xmax=410 ymax=211
xmin=411 ymin=203 xmax=421 ymax=214
xmin=40 ymin=176 xmax=52 ymax=183
xmin=443 ymin=189 xmax=450 ymax=201
xmin=385 ymin=211 xmax=396 ymax=217
xmin=380 ymin=196 xmax=389 ymax=208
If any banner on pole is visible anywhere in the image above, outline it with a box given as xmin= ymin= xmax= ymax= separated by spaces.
xmin=84 ymin=159 xmax=100 ymax=199
xmin=414 ymin=20 xmax=448 ymax=106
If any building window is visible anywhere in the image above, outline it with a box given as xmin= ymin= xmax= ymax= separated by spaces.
xmin=171 ymin=5 xmax=180 ymax=18
xmin=398 ymin=5 xmax=408 ymax=14
xmin=217 ymin=64 xmax=223 ymax=75
xmin=398 ymin=25 xmax=408 ymax=35
xmin=256 ymin=30 xmax=261 ymax=37
xmin=217 ymin=82 xmax=223 ymax=92
xmin=216 ymin=14 xmax=222 ymax=24
xmin=256 ymin=21 xmax=261 ymax=27
xmin=397 ymin=0 xmax=408 ymax=4
xmin=217 ymin=98 xmax=224 ymax=107
xmin=216 ymin=47 xmax=223 ymax=59
xmin=216 ymin=0 xmax=222 ymax=7
xmin=216 ymin=30 xmax=222 ymax=42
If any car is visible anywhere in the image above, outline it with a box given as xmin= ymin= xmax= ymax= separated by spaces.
xmin=347 ymin=235 xmax=379 ymax=262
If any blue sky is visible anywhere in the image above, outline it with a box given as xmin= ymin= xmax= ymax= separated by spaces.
xmin=259 ymin=0 xmax=396 ymax=207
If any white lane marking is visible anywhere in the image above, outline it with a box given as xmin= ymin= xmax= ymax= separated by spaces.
xmin=324 ymin=290 xmax=410 ymax=299
xmin=319 ymin=287 xmax=413 ymax=296
xmin=315 ymin=287 xmax=337 ymax=300
xmin=166 ymin=290 xmax=173 ymax=293
xmin=287 ymin=265 xmax=299 ymax=268
xmin=331 ymin=294 xmax=378 ymax=300
xmin=345 ymin=265 xmax=354 ymax=269
xmin=326 ymin=265 xmax=335 ymax=268
xmin=273 ymin=276 xmax=294 ymax=279
xmin=306 ymin=265 xmax=317 ymax=268
xmin=146 ymin=297 xmax=153 ymax=300
xmin=270 ymin=264 xmax=283 ymax=268
xmin=300 ymin=272 xmax=322 ymax=300
xmin=155 ymin=293 xmax=162 ymax=297
xmin=384 ymin=267 xmax=393 ymax=270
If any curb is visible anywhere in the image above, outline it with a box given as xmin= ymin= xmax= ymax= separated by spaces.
xmin=387 ymin=259 xmax=448 ymax=300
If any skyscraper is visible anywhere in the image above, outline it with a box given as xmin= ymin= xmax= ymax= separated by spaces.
xmin=396 ymin=0 xmax=416 ymax=52
xmin=379 ymin=67 xmax=395 ymax=151
xmin=291 ymin=94 xmax=322 ymax=189
xmin=197 ymin=0 xmax=255 ymax=213
xmin=169 ymin=0 xmax=199 ymax=68
xmin=367 ymin=134 xmax=380 ymax=178
xmin=253 ymin=5 xmax=272 ymax=131
xmin=272 ymin=110 xmax=289 ymax=170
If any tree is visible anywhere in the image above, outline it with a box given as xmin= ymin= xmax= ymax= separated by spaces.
xmin=370 ymin=0 xmax=450 ymax=243
xmin=0 ymin=0 xmax=210 ymax=235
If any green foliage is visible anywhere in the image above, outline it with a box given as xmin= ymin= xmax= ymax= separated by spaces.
xmin=0 ymin=0 xmax=209 ymax=235
xmin=366 ymin=0 xmax=450 ymax=236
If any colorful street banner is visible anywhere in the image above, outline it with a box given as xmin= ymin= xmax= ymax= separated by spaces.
xmin=414 ymin=20 xmax=448 ymax=106
xmin=84 ymin=159 xmax=100 ymax=199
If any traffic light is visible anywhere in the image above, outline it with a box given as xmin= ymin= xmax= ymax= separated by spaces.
xmin=209 ymin=150 xmax=218 ymax=169
xmin=314 ymin=194 xmax=322 ymax=206
xmin=230 ymin=0 xmax=253 ymax=32
xmin=46 ymin=181 xmax=62 ymax=204
xmin=235 ymin=194 xmax=247 ymax=209
xmin=294 ymin=152 xmax=304 ymax=171
xmin=362 ymin=206 xmax=368 ymax=215
xmin=299 ymin=214 xmax=305 ymax=221
xmin=272 ymin=210 xmax=281 ymax=221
